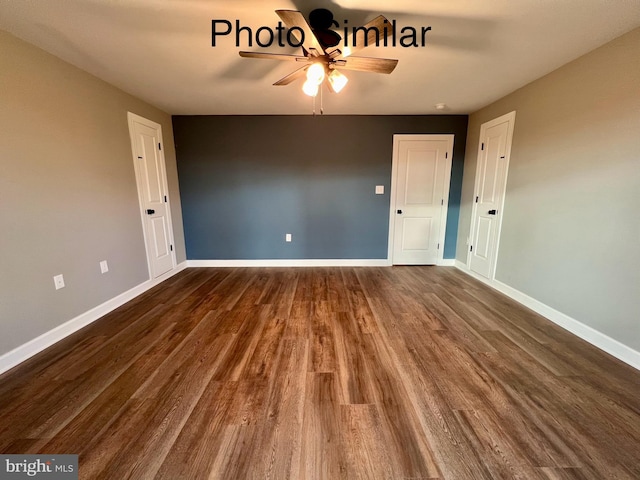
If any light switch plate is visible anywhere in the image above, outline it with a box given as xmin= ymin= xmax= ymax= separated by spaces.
xmin=285 ymin=233 xmax=292 ymax=242
xmin=100 ymin=260 xmax=109 ymax=273
xmin=375 ymin=185 xmax=384 ymax=195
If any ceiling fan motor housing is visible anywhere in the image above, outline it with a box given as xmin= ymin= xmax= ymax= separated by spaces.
xmin=309 ymin=8 xmax=342 ymax=48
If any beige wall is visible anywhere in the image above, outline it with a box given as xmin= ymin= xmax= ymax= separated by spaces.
xmin=0 ymin=31 xmax=186 ymax=357
xmin=457 ymin=28 xmax=640 ymax=351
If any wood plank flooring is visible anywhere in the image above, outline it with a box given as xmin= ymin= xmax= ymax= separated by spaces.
xmin=0 ymin=267 xmax=639 ymax=479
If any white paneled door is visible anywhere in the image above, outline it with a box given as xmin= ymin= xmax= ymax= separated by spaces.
xmin=468 ymin=111 xmax=516 ymax=279
xmin=390 ymin=135 xmax=453 ymax=265
xmin=128 ymin=113 xmax=175 ymax=279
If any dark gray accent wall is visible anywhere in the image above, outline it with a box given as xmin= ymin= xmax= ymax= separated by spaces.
xmin=173 ymin=115 xmax=467 ymax=260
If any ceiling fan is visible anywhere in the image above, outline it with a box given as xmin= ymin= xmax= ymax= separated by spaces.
xmin=239 ymin=8 xmax=399 ymax=97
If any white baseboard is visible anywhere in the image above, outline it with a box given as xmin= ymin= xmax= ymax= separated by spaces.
xmin=11 ymin=259 xmax=635 ymax=375
xmin=454 ymin=262 xmax=640 ymax=371
xmin=439 ymin=259 xmax=456 ymax=266
xmin=455 ymin=260 xmax=468 ymax=270
xmin=0 ymin=262 xmax=188 ymax=376
xmin=187 ymin=259 xmax=456 ymax=268
xmin=187 ymin=259 xmax=392 ymax=267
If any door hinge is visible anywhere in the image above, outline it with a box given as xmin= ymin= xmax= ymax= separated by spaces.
xmin=158 ymin=143 xmax=162 ymax=150
xmin=441 ymin=199 xmax=444 ymax=206
xmin=470 ymin=245 xmax=473 ymax=252
xmin=445 ymin=152 xmax=448 ymax=159
xmin=137 ymin=156 xmax=143 ymax=159
xmin=475 ymin=196 xmax=479 ymax=203
xmin=437 ymin=243 xmax=440 ymax=250
xmin=170 ymin=245 xmax=173 ymax=252
xmin=164 ymin=195 xmax=167 ymax=203
xmin=481 ymin=143 xmax=485 ymax=151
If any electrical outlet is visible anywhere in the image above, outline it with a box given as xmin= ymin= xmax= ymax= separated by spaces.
xmin=53 ymin=274 xmax=65 ymax=290
xmin=285 ymin=233 xmax=292 ymax=242
xmin=100 ymin=260 xmax=109 ymax=274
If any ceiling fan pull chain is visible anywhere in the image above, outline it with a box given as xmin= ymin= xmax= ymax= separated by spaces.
xmin=320 ymin=86 xmax=324 ymax=115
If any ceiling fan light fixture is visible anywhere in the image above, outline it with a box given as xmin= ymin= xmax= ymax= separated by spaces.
xmin=306 ymin=63 xmax=326 ymax=85
xmin=239 ymin=9 xmax=399 ymax=108
xmin=302 ymin=79 xmax=319 ymax=97
xmin=328 ymin=69 xmax=348 ymax=93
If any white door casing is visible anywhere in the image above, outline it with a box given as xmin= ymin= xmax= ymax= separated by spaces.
xmin=388 ymin=135 xmax=454 ymax=265
xmin=127 ymin=112 xmax=176 ymax=279
xmin=468 ymin=111 xmax=516 ymax=279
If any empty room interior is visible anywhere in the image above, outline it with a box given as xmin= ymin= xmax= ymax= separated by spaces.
xmin=1 ymin=1 xmax=639 ymax=479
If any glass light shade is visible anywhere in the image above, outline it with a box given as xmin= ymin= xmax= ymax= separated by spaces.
xmin=306 ymin=63 xmax=326 ymax=85
xmin=302 ymin=80 xmax=319 ymax=97
xmin=328 ymin=69 xmax=348 ymax=93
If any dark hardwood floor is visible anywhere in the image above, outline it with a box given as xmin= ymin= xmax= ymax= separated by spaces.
xmin=0 ymin=267 xmax=638 ymax=479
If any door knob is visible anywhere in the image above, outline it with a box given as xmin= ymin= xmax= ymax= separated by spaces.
xmin=397 ymin=209 xmax=403 ymax=214
xmin=488 ymin=209 xmax=497 ymax=215
xmin=146 ymin=209 xmax=155 ymax=215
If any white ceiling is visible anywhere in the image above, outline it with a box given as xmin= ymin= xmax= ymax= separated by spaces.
xmin=1 ymin=0 xmax=639 ymax=115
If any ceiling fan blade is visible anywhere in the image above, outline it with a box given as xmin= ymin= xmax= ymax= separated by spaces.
xmin=275 ymin=10 xmax=325 ymax=56
xmin=239 ymin=51 xmax=307 ymax=62
xmin=328 ymin=15 xmax=392 ymax=58
xmin=273 ymin=65 xmax=308 ymax=86
xmin=334 ymin=56 xmax=398 ymax=74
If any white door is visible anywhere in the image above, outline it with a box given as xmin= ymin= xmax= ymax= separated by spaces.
xmin=468 ymin=111 xmax=516 ymax=279
xmin=389 ymin=135 xmax=453 ymax=265
xmin=128 ymin=113 xmax=175 ymax=279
